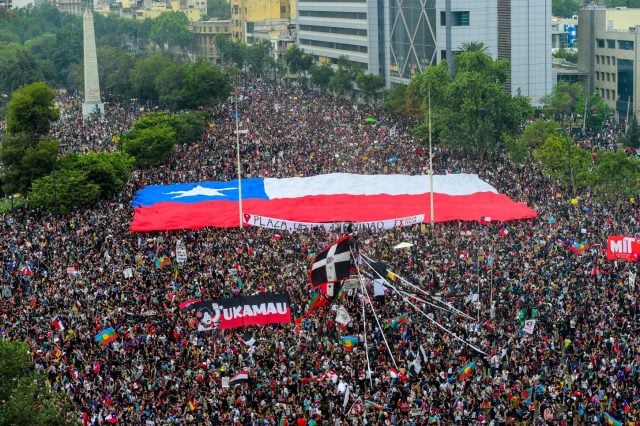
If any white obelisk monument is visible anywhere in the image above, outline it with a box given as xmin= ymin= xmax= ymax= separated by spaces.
xmin=82 ymin=7 xmax=104 ymax=118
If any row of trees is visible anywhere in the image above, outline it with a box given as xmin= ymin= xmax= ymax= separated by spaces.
xmin=511 ymin=119 xmax=640 ymax=196
xmin=0 ymin=82 xmax=210 ymax=211
xmin=0 ymin=5 xmax=226 ymax=101
xmin=0 ymin=83 xmax=136 ymax=211
xmin=284 ymin=45 xmax=385 ymax=102
xmin=380 ymin=47 xmax=638 ymax=198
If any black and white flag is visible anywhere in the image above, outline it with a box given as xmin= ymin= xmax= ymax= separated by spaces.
xmin=310 ymin=236 xmax=352 ymax=288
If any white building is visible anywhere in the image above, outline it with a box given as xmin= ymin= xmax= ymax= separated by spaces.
xmin=430 ymin=0 xmax=552 ymax=103
xmin=296 ymin=0 xmax=552 ymax=103
xmin=296 ymin=0 xmax=381 ymax=73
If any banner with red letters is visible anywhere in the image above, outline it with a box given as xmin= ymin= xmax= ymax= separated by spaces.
xmin=606 ymin=236 xmax=640 ymax=261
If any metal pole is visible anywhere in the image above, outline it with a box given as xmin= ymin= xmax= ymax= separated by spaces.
xmin=428 ymin=84 xmax=435 ymax=226
xmin=236 ymin=95 xmax=243 ymax=229
xmin=582 ymin=94 xmax=588 ymax=133
xmin=626 ymin=96 xmax=632 ymax=132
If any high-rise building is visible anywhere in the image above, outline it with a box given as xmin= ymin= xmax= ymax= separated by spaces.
xmin=578 ymin=5 xmax=640 ymax=121
xmin=231 ymin=0 xmax=294 ymax=42
xmin=296 ymin=0 xmax=381 ymax=73
xmin=297 ymin=0 xmax=552 ymax=103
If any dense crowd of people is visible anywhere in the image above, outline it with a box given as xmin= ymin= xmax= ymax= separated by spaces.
xmin=1 ymin=80 xmax=640 ymax=426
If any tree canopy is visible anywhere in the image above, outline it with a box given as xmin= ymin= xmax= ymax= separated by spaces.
xmin=0 ymin=340 xmax=74 ymax=425
xmin=415 ymin=51 xmax=532 ymax=160
xmin=5 ymin=81 xmax=59 ymax=137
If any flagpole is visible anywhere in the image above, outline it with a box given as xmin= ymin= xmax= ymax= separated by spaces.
xmin=235 ymin=94 xmax=243 ymax=229
xmin=359 ymin=278 xmax=372 ymax=425
xmin=428 ymin=83 xmax=435 ymax=227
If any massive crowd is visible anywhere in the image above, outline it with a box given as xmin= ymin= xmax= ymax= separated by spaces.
xmin=1 ymin=80 xmax=640 ymax=426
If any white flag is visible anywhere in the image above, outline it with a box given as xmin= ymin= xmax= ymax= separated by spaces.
xmin=523 ymin=319 xmax=536 ymax=334
xmin=335 ymin=306 xmax=351 ymax=325
xmin=123 ymin=267 xmax=133 ymax=279
xmin=389 ymin=124 xmax=397 ymax=138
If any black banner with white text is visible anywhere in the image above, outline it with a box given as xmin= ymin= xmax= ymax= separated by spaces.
xmin=192 ymin=293 xmax=291 ymax=330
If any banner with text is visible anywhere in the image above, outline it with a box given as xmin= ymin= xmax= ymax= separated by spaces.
xmin=606 ymin=236 xmax=640 ymax=261
xmin=192 ymin=293 xmax=291 ymax=331
xmin=243 ymin=213 xmax=425 ymax=233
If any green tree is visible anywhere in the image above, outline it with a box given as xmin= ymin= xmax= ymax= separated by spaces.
xmin=29 ymin=169 xmax=100 ymax=213
xmin=417 ymin=51 xmax=532 ymax=160
xmin=131 ymin=53 xmax=173 ymax=103
xmin=121 ymin=115 xmax=177 ymax=166
xmin=356 ymin=73 xmax=385 ymax=104
xmin=155 ymin=61 xmax=189 ymax=110
xmin=590 ymin=150 xmax=640 ymax=196
xmin=330 ymin=56 xmax=363 ymax=98
xmin=172 ymin=111 xmax=208 ymax=145
xmin=0 ymin=340 xmax=74 ymax=426
xmin=284 ymin=44 xmax=313 ymax=81
xmin=150 ymin=12 xmax=194 ymax=56
xmin=519 ymin=119 xmax=564 ymax=151
xmin=0 ymin=340 xmax=31 ymax=402
xmin=97 ymin=46 xmax=134 ymax=100
xmin=246 ymin=40 xmax=272 ymax=77
xmin=541 ymin=80 xmax=584 ymax=119
xmin=459 ymin=41 xmax=488 ymax=52
xmin=5 ymin=81 xmax=59 ymax=137
xmin=181 ymin=60 xmax=231 ymax=109
xmin=206 ymin=0 xmax=231 ymax=19
xmin=553 ymin=47 xmax=578 ymax=63
xmin=383 ymin=83 xmax=406 ymax=115
xmin=552 ymin=0 xmax=580 ymax=18
xmin=0 ymin=49 xmax=44 ymax=94
xmin=58 ymin=152 xmax=134 ymax=197
xmin=585 ymin=92 xmax=612 ymax=131
xmin=217 ymin=37 xmax=247 ymax=69
xmin=309 ymin=64 xmax=334 ymax=94
xmin=534 ymin=133 xmax=591 ymax=191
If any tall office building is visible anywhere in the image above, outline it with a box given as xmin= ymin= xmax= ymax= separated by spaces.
xmin=388 ymin=0 xmax=552 ymax=102
xmin=297 ymin=0 xmax=552 ymax=103
xmin=296 ymin=0 xmax=381 ymax=73
xmin=578 ymin=5 xmax=640 ymax=120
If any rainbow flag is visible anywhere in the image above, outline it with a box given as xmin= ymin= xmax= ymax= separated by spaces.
xmin=569 ymin=240 xmax=589 ymax=255
xmin=304 ymin=291 xmax=327 ymax=318
xmin=604 ymin=413 xmax=622 ymax=426
xmin=95 ymin=327 xmax=117 ymax=345
xmin=428 ymin=416 xmax=439 ymax=424
xmin=341 ymin=336 xmax=359 ymax=351
xmin=188 ymin=400 xmax=196 ymax=411
xmin=155 ymin=256 xmax=170 ymax=269
xmin=459 ymin=361 xmax=476 ymax=380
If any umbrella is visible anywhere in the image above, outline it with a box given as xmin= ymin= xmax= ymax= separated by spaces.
xmin=364 ymin=117 xmax=377 ymax=124
xmin=393 ymin=242 xmax=414 ymax=250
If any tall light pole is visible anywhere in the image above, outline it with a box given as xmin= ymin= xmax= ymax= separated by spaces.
xmin=428 ymin=83 xmax=435 ymax=227
xmin=235 ymin=93 xmax=243 ymax=229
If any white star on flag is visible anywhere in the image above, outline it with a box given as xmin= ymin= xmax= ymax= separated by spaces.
xmin=164 ymin=185 xmax=236 ymax=198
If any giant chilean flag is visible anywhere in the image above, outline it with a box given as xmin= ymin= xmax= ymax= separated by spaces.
xmin=130 ymin=173 xmax=536 ymax=232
